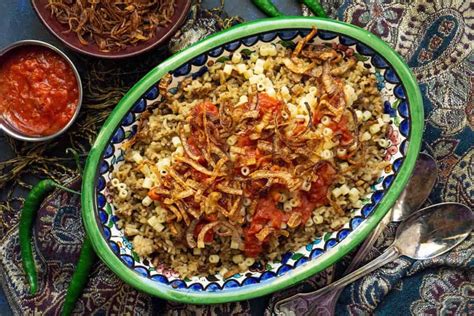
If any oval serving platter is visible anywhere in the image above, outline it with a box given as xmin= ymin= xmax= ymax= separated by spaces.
xmin=82 ymin=17 xmax=423 ymax=304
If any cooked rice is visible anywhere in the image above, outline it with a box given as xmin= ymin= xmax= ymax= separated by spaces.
xmin=110 ymin=30 xmax=390 ymax=278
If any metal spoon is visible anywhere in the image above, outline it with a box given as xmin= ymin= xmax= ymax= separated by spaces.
xmin=273 ymin=153 xmax=438 ymax=315
xmin=274 ymin=202 xmax=473 ymax=315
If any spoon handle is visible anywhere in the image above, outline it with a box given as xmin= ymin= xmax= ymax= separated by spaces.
xmin=346 ymin=211 xmax=392 ymax=272
xmin=274 ymin=246 xmax=401 ymax=315
xmin=299 ymin=214 xmax=392 ymax=315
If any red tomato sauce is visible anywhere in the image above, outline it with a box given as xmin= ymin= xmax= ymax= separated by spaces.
xmin=0 ymin=46 xmax=79 ymax=136
xmin=243 ymin=162 xmax=337 ymax=258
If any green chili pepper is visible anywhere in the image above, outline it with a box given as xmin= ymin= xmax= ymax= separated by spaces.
xmin=251 ymin=0 xmax=284 ymax=17
xmin=61 ymin=236 xmax=96 ymax=316
xmin=300 ymin=0 xmax=328 ymax=18
xmin=20 ymin=179 xmax=80 ymax=294
xmin=20 ymin=158 xmax=93 ymax=314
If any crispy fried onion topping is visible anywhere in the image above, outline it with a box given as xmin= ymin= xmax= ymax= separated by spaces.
xmin=135 ymin=32 xmax=366 ymax=258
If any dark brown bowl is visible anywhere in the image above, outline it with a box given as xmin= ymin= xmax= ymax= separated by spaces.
xmin=31 ymin=0 xmax=192 ymax=59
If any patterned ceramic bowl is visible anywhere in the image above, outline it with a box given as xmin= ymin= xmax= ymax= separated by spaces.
xmin=82 ymin=17 xmax=423 ymax=304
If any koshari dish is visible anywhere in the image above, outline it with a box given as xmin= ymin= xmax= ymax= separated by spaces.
xmin=0 ymin=46 xmax=79 ymax=137
xmin=110 ymin=29 xmax=392 ymax=278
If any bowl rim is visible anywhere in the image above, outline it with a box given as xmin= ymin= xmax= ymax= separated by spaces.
xmin=82 ymin=17 xmax=423 ymax=304
xmin=0 ymin=39 xmax=83 ymax=142
xmin=30 ymin=0 xmax=192 ymax=59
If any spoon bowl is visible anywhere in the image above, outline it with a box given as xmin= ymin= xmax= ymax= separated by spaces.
xmin=394 ymin=202 xmax=473 ymax=260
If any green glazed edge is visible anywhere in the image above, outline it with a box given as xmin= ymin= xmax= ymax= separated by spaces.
xmin=82 ymin=17 xmax=423 ymax=304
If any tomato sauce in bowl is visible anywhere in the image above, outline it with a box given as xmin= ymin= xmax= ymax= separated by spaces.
xmin=0 ymin=41 xmax=81 ymax=140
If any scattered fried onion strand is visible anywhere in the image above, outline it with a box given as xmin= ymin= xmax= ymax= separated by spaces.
xmin=197 ymin=222 xmax=220 ymax=248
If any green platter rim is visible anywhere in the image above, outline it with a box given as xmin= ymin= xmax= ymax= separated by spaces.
xmin=82 ymin=17 xmax=423 ymax=304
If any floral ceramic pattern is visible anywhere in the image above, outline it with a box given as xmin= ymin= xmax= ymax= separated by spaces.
xmin=94 ymin=29 xmax=410 ymax=292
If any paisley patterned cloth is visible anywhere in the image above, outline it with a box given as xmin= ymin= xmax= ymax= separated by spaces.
xmin=1 ymin=0 xmax=473 ymax=315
